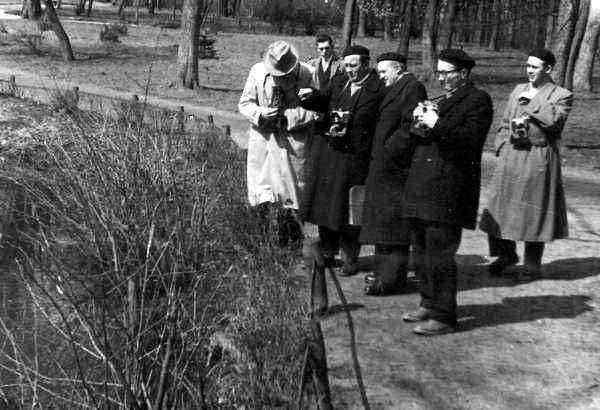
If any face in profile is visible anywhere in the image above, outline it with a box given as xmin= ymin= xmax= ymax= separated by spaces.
xmin=317 ymin=41 xmax=333 ymax=60
xmin=437 ymin=60 xmax=465 ymax=92
xmin=526 ymin=56 xmax=551 ymax=86
xmin=377 ymin=60 xmax=403 ymax=87
xmin=344 ymin=55 xmax=369 ymax=83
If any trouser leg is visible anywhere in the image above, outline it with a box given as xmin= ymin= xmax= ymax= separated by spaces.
xmin=318 ymin=226 xmax=340 ymax=259
xmin=524 ymin=241 xmax=544 ymax=267
xmin=374 ymin=244 xmax=409 ymax=285
xmin=411 ymin=220 xmax=429 ymax=306
xmin=488 ymin=234 xmax=517 ymax=259
xmin=420 ymin=222 xmax=462 ymax=326
xmin=339 ymin=225 xmax=361 ymax=266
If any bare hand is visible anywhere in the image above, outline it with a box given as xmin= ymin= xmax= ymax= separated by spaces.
xmin=298 ymin=88 xmax=314 ymax=100
xmin=261 ymin=107 xmax=280 ymax=119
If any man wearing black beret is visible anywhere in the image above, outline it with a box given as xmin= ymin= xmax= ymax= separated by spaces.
xmin=360 ymin=52 xmax=427 ymax=295
xmin=298 ymin=44 xmax=385 ymax=276
xmin=402 ymin=49 xmax=493 ymax=335
xmin=480 ymin=48 xmax=572 ymax=281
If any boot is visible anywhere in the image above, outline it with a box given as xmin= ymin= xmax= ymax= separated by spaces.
xmin=519 ymin=241 xmax=544 ymax=281
xmin=339 ymin=238 xmax=360 ymax=276
xmin=364 ymin=246 xmax=408 ymax=296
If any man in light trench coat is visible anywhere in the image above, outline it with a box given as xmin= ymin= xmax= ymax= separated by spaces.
xmin=239 ymin=41 xmax=321 ymax=246
xmin=479 ymin=49 xmax=573 ymax=280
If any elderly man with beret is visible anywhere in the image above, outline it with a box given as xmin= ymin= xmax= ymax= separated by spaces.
xmin=360 ymin=52 xmax=427 ymax=296
xmin=402 ymin=49 xmax=494 ymax=335
xmin=299 ymin=45 xmax=385 ymax=275
xmin=480 ymin=49 xmax=573 ymax=280
xmin=239 ymin=41 xmax=321 ymax=246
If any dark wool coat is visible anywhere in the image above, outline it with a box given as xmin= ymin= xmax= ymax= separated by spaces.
xmin=300 ymin=70 xmax=385 ymax=230
xmin=402 ymin=82 xmax=493 ymax=229
xmin=360 ymin=73 xmax=427 ymax=245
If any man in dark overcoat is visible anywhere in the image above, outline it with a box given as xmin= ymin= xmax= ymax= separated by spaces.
xmin=360 ymin=52 xmax=427 ymax=296
xmin=298 ymin=45 xmax=384 ymax=275
xmin=401 ymin=49 xmax=493 ymax=336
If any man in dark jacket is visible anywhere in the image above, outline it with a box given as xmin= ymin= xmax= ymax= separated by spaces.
xmin=401 ymin=49 xmax=493 ymax=335
xmin=299 ymin=45 xmax=384 ymax=275
xmin=360 ymin=52 xmax=427 ymax=295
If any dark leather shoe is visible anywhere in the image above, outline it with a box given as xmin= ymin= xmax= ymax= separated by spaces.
xmin=488 ymin=254 xmax=519 ymax=276
xmin=413 ymin=319 xmax=456 ymax=336
xmin=402 ymin=307 xmax=433 ymax=322
xmin=338 ymin=261 xmax=359 ymax=276
xmin=515 ymin=264 xmax=542 ymax=282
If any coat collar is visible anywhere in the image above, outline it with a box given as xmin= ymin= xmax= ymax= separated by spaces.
xmin=438 ymin=81 xmax=475 ymax=115
xmin=379 ymin=72 xmax=416 ymax=110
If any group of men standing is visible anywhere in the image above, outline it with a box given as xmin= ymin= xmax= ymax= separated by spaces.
xmin=239 ymin=35 xmax=572 ymax=336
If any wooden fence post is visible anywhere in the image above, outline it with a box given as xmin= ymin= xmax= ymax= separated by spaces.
xmin=8 ymin=75 xmax=17 ymax=97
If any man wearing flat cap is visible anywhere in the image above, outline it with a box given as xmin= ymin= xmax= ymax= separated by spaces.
xmin=480 ymin=49 xmax=573 ymax=281
xmin=239 ymin=41 xmax=321 ymax=246
xmin=402 ymin=49 xmax=493 ymax=335
xmin=299 ymin=44 xmax=385 ymax=275
xmin=360 ymin=52 xmax=427 ymax=295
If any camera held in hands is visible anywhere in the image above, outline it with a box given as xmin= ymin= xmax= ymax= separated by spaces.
xmin=325 ymin=110 xmax=352 ymax=149
xmin=510 ymin=116 xmax=530 ymax=147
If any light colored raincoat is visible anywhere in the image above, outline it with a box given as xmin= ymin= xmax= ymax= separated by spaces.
xmin=239 ymin=62 xmax=320 ymax=210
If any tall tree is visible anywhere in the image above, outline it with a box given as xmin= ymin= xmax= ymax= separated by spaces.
xmin=357 ymin=5 xmax=367 ymax=37
xmin=545 ymin=0 xmax=560 ymax=49
xmin=382 ymin=0 xmax=394 ymax=41
xmin=488 ymin=0 xmax=502 ymax=50
xmin=573 ymin=0 xmax=600 ymax=90
xmin=422 ymin=0 xmax=441 ymax=81
xmin=177 ymin=0 xmax=208 ymax=88
xmin=342 ymin=0 xmax=357 ymax=48
xmin=565 ymin=0 xmax=591 ymax=89
xmin=472 ymin=0 xmax=484 ymax=45
xmin=43 ymin=0 xmax=74 ymax=61
xmin=439 ymin=0 xmax=458 ymax=49
xmin=396 ymin=0 xmax=413 ymax=56
xmin=21 ymin=0 xmax=41 ymax=18
xmin=551 ymin=0 xmax=580 ymax=86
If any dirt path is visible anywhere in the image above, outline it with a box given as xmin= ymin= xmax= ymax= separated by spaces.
xmin=299 ymin=173 xmax=600 ymax=409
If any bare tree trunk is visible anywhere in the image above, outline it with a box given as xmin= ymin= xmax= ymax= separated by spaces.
xmin=573 ymin=0 xmax=600 ymax=90
xmin=342 ymin=0 xmax=357 ymax=49
xmin=545 ymin=0 xmax=559 ymax=48
xmin=43 ymin=0 xmax=74 ymax=61
xmin=86 ymin=0 xmax=93 ymax=17
xmin=472 ymin=0 xmax=484 ymax=44
xmin=565 ymin=0 xmax=590 ymax=89
xmin=382 ymin=0 xmax=393 ymax=41
xmin=118 ymin=0 xmax=127 ymax=17
xmin=357 ymin=5 xmax=366 ymax=37
xmin=439 ymin=0 xmax=457 ymax=49
xmin=21 ymin=0 xmax=42 ymax=19
xmin=531 ymin=0 xmax=547 ymax=49
xmin=177 ymin=0 xmax=203 ymax=88
xmin=552 ymin=0 xmax=580 ymax=86
xmin=488 ymin=0 xmax=502 ymax=50
xmin=422 ymin=0 xmax=440 ymax=81
xmin=397 ymin=0 xmax=412 ymax=55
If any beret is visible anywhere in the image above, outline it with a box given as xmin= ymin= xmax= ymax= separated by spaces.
xmin=528 ymin=48 xmax=556 ymax=66
xmin=377 ymin=52 xmax=407 ymax=64
xmin=342 ymin=44 xmax=370 ymax=58
xmin=438 ymin=48 xmax=475 ymax=70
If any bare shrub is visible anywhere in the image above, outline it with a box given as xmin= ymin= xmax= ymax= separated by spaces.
xmin=0 ymin=98 xmax=309 ymax=408
xmin=99 ymin=23 xmax=128 ymax=42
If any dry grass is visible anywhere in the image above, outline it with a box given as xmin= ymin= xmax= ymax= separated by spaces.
xmin=0 ymin=96 xmax=310 ymax=408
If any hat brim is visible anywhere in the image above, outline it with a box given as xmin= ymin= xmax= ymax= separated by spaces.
xmin=264 ymin=47 xmax=299 ymax=77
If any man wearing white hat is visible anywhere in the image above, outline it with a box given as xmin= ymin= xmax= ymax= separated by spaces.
xmin=239 ymin=41 xmax=321 ymax=246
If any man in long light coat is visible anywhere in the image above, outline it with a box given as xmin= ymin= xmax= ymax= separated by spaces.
xmin=480 ymin=49 xmax=573 ymax=280
xmin=239 ymin=41 xmax=321 ymax=245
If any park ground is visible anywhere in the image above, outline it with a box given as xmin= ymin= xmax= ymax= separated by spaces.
xmin=1 ymin=3 xmax=600 ymax=409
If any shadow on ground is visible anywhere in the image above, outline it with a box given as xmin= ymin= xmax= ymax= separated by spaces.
xmin=458 ymin=294 xmax=594 ymax=331
xmin=457 ymin=256 xmax=600 ymax=291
